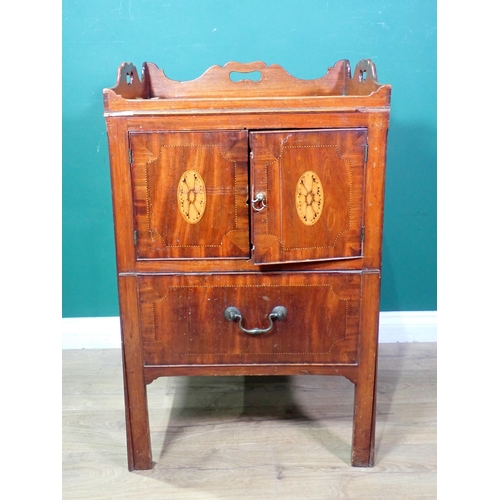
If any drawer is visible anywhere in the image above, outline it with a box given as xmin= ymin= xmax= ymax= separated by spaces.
xmin=138 ymin=272 xmax=361 ymax=365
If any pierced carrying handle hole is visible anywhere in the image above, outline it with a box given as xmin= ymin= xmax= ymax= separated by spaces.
xmin=230 ymin=70 xmax=262 ymax=82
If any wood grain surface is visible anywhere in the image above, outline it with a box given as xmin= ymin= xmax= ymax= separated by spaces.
xmin=130 ymin=130 xmax=250 ymax=260
xmin=250 ymin=128 xmax=367 ymax=264
xmin=138 ymin=272 xmax=362 ymax=366
xmin=62 ymin=343 xmax=436 ymax=499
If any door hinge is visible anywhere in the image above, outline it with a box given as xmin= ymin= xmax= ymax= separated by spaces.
xmin=133 ymin=230 xmax=138 ymax=246
xmin=361 ymin=226 xmax=365 ymax=243
xmin=129 ymin=149 xmax=134 ymax=165
xmin=364 ymin=144 xmax=368 ymax=163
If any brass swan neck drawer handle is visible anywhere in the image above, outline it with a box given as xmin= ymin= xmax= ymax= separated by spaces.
xmin=224 ymin=306 xmax=287 ymax=335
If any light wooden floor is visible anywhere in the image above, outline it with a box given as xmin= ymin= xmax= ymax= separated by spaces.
xmin=62 ymin=343 xmax=436 ymax=499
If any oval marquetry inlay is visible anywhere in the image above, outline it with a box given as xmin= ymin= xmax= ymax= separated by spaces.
xmin=177 ymin=170 xmax=206 ymax=224
xmin=295 ymin=171 xmax=324 ymax=226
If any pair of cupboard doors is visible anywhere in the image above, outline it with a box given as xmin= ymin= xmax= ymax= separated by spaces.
xmin=131 ymin=127 xmax=366 ymax=264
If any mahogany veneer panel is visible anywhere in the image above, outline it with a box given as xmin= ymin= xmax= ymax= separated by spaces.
xmin=130 ymin=130 xmax=250 ymax=260
xmin=250 ymin=128 xmax=367 ymax=264
xmin=138 ymin=272 xmax=361 ymax=365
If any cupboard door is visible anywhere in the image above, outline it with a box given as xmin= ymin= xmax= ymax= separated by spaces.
xmin=130 ymin=130 xmax=250 ymax=259
xmin=250 ymin=129 xmax=367 ymax=264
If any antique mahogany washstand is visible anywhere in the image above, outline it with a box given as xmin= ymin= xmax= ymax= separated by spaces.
xmin=103 ymin=59 xmax=391 ymax=470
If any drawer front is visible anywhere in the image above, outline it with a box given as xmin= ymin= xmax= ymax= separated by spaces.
xmin=138 ymin=272 xmax=361 ymax=365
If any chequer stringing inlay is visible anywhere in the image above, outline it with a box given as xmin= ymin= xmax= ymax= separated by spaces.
xmin=295 ymin=171 xmax=324 ymax=226
xmin=177 ymin=170 xmax=206 ymax=224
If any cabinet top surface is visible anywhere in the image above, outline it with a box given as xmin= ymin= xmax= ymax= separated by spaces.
xmin=103 ymin=60 xmax=391 ymax=116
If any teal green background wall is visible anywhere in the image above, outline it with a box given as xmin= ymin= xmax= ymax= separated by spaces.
xmin=62 ymin=0 xmax=436 ymax=317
